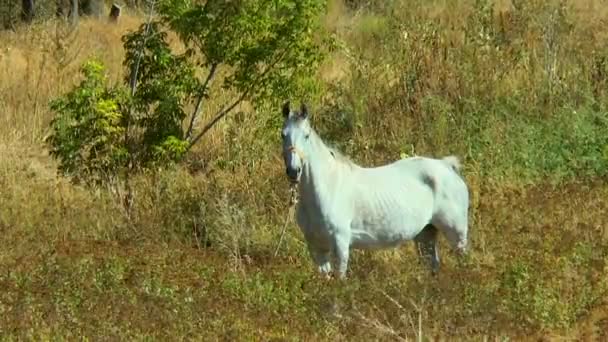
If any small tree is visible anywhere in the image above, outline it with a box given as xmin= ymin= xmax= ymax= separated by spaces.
xmin=47 ymin=60 xmax=129 ymax=185
xmin=47 ymin=0 xmax=327 ymax=186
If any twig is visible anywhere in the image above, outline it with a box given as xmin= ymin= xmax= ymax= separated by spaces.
xmin=129 ymin=0 xmax=156 ymax=95
xmin=186 ymin=92 xmax=248 ymax=152
xmin=378 ymin=289 xmax=422 ymax=341
xmin=353 ymin=309 xmax=407 ymax=342
xmin=185 ymin=47 xmax=290 ymax=151
xmin=273 ymin=184 xmax=299 ymax=257
xmin=186 ymin=63 xmax=218 ymax=140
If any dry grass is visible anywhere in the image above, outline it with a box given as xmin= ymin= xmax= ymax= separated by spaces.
xmin=1 ymin=0 xmax=608 ymax=340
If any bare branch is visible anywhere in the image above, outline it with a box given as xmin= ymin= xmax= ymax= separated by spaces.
xmin=186 ymin=91 xmax=248 ymax=152
xmin=185 ymin=48 xmax=290 ymax=152
xmin=186 ymin=63 xmax=218 ymax=140
xmin=353 ymin=309 xmax=408 ymax=342
xmin=125 ymin=0 xmax=157 ymax=149
xmin=129 ymin=0 xmax=156 ymax=95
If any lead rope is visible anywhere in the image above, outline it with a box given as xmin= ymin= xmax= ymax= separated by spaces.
xmin=273 ymin=183 xmax=299 ymax=257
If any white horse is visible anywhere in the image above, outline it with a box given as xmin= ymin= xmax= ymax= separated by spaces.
xmin=280 ymin=102 xmax=470 ymax=279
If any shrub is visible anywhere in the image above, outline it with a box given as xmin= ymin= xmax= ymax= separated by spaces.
xmin=47 ymin=60 xmax=129 ymax=186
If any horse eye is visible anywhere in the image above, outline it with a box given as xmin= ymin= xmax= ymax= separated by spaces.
xmin=305 ymin=134 xmax=310 ymax=140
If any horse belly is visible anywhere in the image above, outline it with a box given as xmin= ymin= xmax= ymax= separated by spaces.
xmin=350 ymin=208 xmax=425 ymax=250
xmin=350 ymin=185 xmax=434 ymax=249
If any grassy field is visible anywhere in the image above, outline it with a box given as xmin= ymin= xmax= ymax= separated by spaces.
xmin=1 ymin=0 xmax=608 ymax=340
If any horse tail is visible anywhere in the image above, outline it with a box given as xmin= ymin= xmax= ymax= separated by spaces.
xmin=441 ymin=155 xmax=461 ymax=173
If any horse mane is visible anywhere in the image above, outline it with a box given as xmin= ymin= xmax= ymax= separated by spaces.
xmin=328 ymin=145 xmax=356 ymax=167
xmin=309 ymin=127 xmax=356 ymax=169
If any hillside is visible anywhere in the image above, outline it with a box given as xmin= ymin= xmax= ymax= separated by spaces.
xmin=1 ymin=0 xmax=608 ymax=339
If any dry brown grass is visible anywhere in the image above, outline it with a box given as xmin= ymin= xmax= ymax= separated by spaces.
xmin=0 ymin=15 xmax=140 ymax=145
xmin=1 ymin=1 xmax=608 ymax=340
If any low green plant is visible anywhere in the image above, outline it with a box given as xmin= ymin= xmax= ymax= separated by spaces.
xmin=46 ymin=60 xmax=129 ymax=185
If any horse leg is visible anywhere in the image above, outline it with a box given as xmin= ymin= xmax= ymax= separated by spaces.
xmin=432 ymin=204 xmax=469 ymax=256
xmin=306 ymin=243 xmax=332 ymax=279
xmin=332 ymin=233 xmax=351 ymax=280
xmin=414 ymin=224 xmax=440 ymax=274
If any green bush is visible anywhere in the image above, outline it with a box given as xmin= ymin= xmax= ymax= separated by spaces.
xmin=47 ymin=60 xmax=129 ymax=185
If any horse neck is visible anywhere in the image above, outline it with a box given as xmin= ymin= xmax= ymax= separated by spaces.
xmin=299 ymin=130 xmax=339 ymax=200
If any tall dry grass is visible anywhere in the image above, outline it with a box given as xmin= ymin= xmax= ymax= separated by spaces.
xmin=0 ymin=15 xmax=139 ymax=144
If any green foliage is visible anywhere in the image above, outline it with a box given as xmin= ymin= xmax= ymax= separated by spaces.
xmin=47 ymin=60 xmax=128 ymax=185
xmin=46 ymin=0 xmax=327 ymax=186
xmin=157 ymin=0 xmax=327 ymax=106
xmin=122 ymin=21 xmax=198 ymax=164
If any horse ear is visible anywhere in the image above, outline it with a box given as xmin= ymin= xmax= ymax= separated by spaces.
xmin=282 ymin=101 xmax=290 ymax=118
xmin=300 ymin=102 xmax=308 ymax=119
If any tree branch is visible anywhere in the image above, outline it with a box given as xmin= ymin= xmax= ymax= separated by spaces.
xmin=186 ymin=63 xmax=218 ymax=140
xmin=129 ymin=0 xmax=156 ymax=95
xmin=185 ymin=48 xmax=290 ymax=152
xmin=123 ymin=0 xmax=156 ymax=217
xmin=186 ymin=91 xmax=248 ymax=152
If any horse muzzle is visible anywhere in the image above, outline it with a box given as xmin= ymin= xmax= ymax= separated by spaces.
xmin=286 ymin=167 xmax=301 ymax=184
